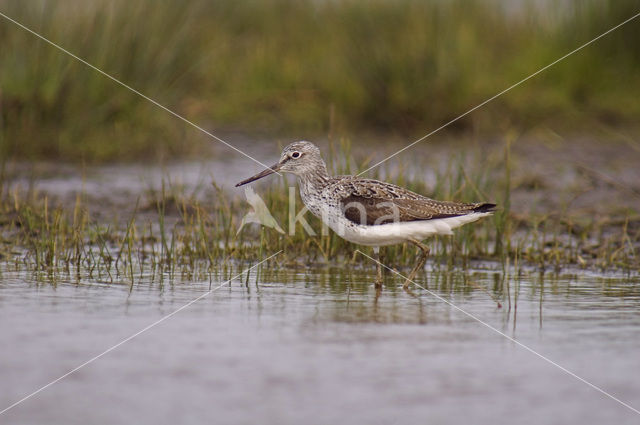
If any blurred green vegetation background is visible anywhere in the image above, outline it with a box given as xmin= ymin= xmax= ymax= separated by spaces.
xmin=0 ymin=0 xmax=639 ymax=162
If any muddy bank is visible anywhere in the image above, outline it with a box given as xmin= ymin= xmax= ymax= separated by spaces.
xmin=1 ymin=134 xmax=639 ymax=271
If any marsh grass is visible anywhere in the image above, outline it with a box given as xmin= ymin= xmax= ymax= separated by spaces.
xmin=1 ymin=0 xmax=640 ymax=161
xmin=2 ymin=0 xmax=638 ymax=280
xmin=1 ymin=138 xmax=638 ymax=285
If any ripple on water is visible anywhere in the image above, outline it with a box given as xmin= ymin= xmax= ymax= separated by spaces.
xmin=1 ymin=266 xmax=639 ymax=425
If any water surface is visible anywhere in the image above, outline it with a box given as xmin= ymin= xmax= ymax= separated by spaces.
xmin=1 ymin=266 xmax=639 ymax=424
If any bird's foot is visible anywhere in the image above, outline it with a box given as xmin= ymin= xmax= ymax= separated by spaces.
xmin=402 ymin=238 xmax=430 ymax=295
xmin=374 ymin=278 xmax=383 ymax=290
xmin=402 ymin=284 xmax=419 ymax=298
xmin=402 ymin=274 xmax=420 ymax=297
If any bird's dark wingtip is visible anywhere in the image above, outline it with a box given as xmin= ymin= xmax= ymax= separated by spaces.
xmin=473 ymin=202 xmax=497 ymax=213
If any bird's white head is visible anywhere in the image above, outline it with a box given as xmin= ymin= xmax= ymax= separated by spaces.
xmin=236 ymin=141 xmax=326 ymax=186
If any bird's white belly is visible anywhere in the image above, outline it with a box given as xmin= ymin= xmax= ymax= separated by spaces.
xmin=321 ymin=208 xmax=492 ymax=246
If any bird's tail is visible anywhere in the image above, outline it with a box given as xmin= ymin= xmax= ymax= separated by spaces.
xmin=472 ymin=203 xmax=497 ymax=213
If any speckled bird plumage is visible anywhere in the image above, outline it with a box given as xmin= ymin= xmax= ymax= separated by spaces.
xmin=236 ymin=140 xmax=496 ymax=290
xmin=236 ymin=141 xmax=496 ymax=247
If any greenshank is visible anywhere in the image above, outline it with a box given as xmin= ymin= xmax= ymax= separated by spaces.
xmin=236 ymin=141 xmax=495 ymax=290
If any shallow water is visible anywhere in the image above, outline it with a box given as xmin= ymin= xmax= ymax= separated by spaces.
xmin=1 ymin=265 xmax=639 ymax=425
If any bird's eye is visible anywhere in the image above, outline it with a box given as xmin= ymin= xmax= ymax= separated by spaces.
xmin=291 ymin=151 xmax=301 ymax=159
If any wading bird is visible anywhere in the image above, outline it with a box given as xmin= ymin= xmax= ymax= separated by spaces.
xmin=236 ymin=141 xmax=495 ymax=291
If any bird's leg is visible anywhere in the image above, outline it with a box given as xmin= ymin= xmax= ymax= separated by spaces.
xmin=403 ymin=238 xmax=430 ymax=290
xmin=373 ymin=246 xmax=383 ymax=290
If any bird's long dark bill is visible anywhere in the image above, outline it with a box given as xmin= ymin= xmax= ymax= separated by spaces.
xmin=235 ymin=163 xmax=281 ymax=187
